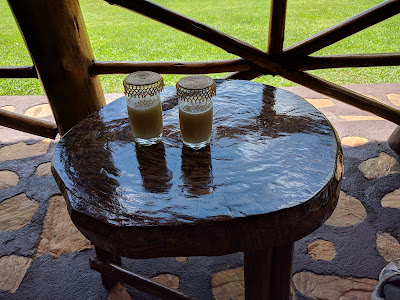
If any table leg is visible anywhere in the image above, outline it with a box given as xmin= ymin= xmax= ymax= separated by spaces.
xmin=244 ymin=248 xmax=272 ymax=300
xmin=244 ymin=243 xmax=294 ymax=300
xmin=269 ymin=243 xmax=294 ymax=300
xmin=94 ymin=246 xmax=122 ymax=289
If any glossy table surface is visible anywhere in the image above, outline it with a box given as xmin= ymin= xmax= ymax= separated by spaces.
xmin=52 ymin=80 xmax=342 ymax=232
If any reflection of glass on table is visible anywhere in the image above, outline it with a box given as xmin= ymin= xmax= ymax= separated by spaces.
xmin=135 ymin=143 xmax=172 ymax=193
xmin=181 ymin=145 xmax=213 ymax=196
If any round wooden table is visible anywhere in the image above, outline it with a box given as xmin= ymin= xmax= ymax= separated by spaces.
xmin=52 ymin=80 xmax=342 ymax=300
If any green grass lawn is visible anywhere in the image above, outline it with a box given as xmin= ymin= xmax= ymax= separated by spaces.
xmin=0 ymin=0 xmax=399 ymax=95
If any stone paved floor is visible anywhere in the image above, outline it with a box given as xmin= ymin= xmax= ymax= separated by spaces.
xmin=0 ymin=83 xmax=400 ymax=299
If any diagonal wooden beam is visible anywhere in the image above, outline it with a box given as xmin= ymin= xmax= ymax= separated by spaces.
xmin=284 ymin=0 xmax=400 ymax=56
xmin=277 ymin=69 xmax=400 ymax=125
xmin=105 ymin=0 xmax=281 ymax=74
xmin=90 ymin=257 xmax=197 ymax=300
xmin=292 ymin=53 xmax=400 ymax=71
xmin=90 ymin=59 xmax=250 ymax=75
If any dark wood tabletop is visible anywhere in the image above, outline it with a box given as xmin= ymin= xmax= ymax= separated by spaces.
xmin=52 ymin=80 xmax=342 ymax=259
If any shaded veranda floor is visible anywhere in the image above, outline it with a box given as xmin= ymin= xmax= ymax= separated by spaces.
xmin=0 ymin=83 xmax=400 ymax=300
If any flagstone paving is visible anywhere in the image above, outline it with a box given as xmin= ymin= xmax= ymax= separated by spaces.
xmin=0 ymin=83 xmax=399 ymax=299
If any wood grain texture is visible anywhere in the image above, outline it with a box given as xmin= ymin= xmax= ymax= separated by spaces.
xmin=52 ymin=80 xmax=342 ymax=259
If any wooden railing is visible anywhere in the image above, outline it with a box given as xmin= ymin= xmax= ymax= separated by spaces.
xmin=2 ymin=0 xmax=400 ymax=147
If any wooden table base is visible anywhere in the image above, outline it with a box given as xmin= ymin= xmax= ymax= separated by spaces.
xmin=93 ymin=244 xmax=296 ymax=300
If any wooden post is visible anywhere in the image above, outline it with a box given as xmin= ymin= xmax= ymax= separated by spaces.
xmin=269 ymin=244 xmax=294 ymax=300
xmin=388 ymin=127 xmax=400 ymax=154
xmin=7 ymin=0 xmax=106 ymax=135
xmin=94 ymin=246 xmax=122 ymax=290
xmin=244 ymin=249 xmax=272 ymax=299
xmin=268 ymin=0 xmax=288 ymax=55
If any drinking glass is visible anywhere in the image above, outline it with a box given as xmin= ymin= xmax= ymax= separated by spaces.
xmin=176 ymin=75 xmax=216 ymax=150
xmin=123 ymin=71 xmax=164 ymax=146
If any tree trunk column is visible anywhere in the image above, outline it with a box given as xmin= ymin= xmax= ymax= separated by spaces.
xmin=7 ymin=0 xmax=106 ymax=135
xmin=389 ymin=126 xmax=400 ymax=154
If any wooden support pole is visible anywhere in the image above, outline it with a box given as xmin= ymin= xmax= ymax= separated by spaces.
xmin=268 ymin=0 xmax=288 ymax=55
xmin=268 ymin=244 xmax=294 ymax=300
xmin=94 ymin=246 xmax=122 ymax=290
xmin=284 ymin=0 xmax=400 ymax=56
xmin=0 ymin=66 xmax=38 ymax=78
xmin=388 ymin=127 xmax=400 ymax=155
xmin=0 ymin=109 xmax=58 ymax=139
xmin=244 ymin=249 xmax=272 ymax=300
xmin=90 ymin=59 xmax=250 ymax=75
xmin=7 ymin=0 xmax=106 ymax=136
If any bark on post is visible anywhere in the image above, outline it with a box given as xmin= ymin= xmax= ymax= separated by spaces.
xmin=7 ymin=0 xmax=105 ymax=135
xmin=388 ymin=127 xmax=400 ymax=154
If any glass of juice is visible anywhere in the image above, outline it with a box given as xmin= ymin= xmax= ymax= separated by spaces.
xmin=123 ymin=71 xmax=164 ymax=146
xmin=176 ymin=75 xmax=216 ymax=150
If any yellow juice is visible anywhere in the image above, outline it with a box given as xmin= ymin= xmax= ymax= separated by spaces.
xmin=127 ymin=97 xmax=163 ymax=139
xmin=179 ymin=106 xmax=213 ymax=144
